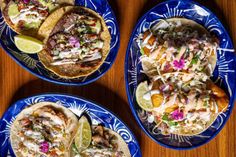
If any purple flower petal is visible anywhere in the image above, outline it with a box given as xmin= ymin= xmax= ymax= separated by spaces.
xmin=171 ymin=110 xmax=183 ymax=120
xmin=75 ymin=42 xmax=80 ymax=48
xmin=173 ymin=59 xmax=185 ymax=70
xmin=69 ymin=37 xmax=79 ymax=46
xmin=23 ymin=0 xmax=30 ymax=4
xmin=40 ymin=141 xmax=49 ymax=153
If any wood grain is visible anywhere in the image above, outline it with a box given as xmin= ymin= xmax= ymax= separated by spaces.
xmin=0 ymin=0 xmax=235 ymax=156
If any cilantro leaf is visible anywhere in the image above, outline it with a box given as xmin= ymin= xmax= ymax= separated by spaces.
xmin=162 ymin=114 xmax=170 ymax=121
xmin=169 ymin=121 xmax=178 ymax=126
xmin=191 ymin=55 xmax=199 ymax=65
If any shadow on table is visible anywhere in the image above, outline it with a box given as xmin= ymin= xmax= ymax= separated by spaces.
xmin=108 ymin=0 xmax=121 ymax=25
xmin=10 ymin=79 xmax=141 ymax=143
xmin=0 ymin=64 xmax=3 ymax=88
xmin=139 ymin=0 xmax=162 ymax=17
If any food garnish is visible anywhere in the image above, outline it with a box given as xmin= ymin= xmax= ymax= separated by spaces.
xmin=14 ymin=35 xmax=43 ymax=53
xmin=74 ymin=116 xmax=92 ymax=152
xmin=72 ymin=116 xmax=129 ymax=157
xmin=136 ymin=81 xmax=154 ymax=111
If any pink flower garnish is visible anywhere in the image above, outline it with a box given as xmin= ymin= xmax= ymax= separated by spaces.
xmin=171 ymin=110 xmax=184 ymax=120
xmin=23 ymin=0 xmax=30 ymax=4
xmin=69 ymin=37 xmax=80 ymax=48
xmin=173 ymin=59 xmax=185 ymax=70
xmin=75 ymin=42 xmax=80 ymax=48
xmin=40 ymin=141 xmax=49 ymax=153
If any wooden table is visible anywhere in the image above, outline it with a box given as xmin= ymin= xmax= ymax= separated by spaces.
xmin=0 ymin=0 xmax=236 ymax=156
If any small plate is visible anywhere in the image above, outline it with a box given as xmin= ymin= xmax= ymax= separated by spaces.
xmin=125 ymin=0 xmax=236 ymax=150
xmin=0 ymin=0 xmax=120 ymax=86
xmin=0 ymin=94 xmax=141 ymax=157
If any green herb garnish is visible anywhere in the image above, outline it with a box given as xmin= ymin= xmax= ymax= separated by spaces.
xmin=177 ymin=47 xmax=181 ymax=52
xmin=169 ymin=121 xmax=178 ymax=126
xmin=162 ymin=114 xmax=170 ymax=121
xmin=72 ymin=143 xmax=80 ymax=154
xmin=140 ymin=48 xmax=145 ymax=55
xmin=191 ymin=55 xmax=199 ymax=65
xmin=203 ymin=101 xmax=208 ymax=107
xmin=86 ymin=26 xmax=93 ymax=34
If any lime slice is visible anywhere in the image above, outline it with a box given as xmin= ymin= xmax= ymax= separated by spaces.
xmin=136 ymin=81 xmax=153 ymax=111
xmin=74 ymin=116 xmax=92 ymax=152
xmin=14 ymin=35 xmax=43 ymax=54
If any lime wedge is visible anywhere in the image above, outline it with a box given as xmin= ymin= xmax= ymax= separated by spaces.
xmin=136 ymin=81 xmax=153 ymax=111
xmin=74 ymin=116 xmax=92 ymax=152
xmin=14 ymin=35 xmax=43 ymax=54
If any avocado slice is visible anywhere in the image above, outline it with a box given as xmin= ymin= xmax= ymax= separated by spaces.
xmin=24 ymin=21 xmax=42 ymax=29
xmin=8 ymin=2 xmax=20 ymax=18
xmin=91 ymin=21 xmax=101 ymax=34
xmin=38 ymin=0 xmax=58 ymax=12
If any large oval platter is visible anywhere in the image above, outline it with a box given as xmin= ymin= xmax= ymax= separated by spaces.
xmin=125 ymin=0 xmax=236 ymax=149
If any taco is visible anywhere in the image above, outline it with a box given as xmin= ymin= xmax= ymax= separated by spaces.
xmin=37 ymin=6 xmax=111 ymax=78
xmin=137 ymin=18 xmax=218 ymax=78
xmin=136 ymin=72 xmax=229 ymax=136
xmin=10 ymin=102 xmax=79 ymax=157
xmin=1 ymin=0 xmax=74 ymax=36
xmin=71 ymin=116 xmax=131 ymax=157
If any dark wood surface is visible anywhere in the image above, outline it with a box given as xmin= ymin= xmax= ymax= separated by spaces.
xmin=0 ymin=0 xmax=235 ymax=156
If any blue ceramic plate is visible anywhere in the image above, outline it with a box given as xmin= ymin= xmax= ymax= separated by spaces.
xmin=0 ymin=0 xmax=119 ymax=86
xmin=0 ymin=94 xmax=141 ymax=157
xmin=125 ymin=0 xmax=236 ymax=150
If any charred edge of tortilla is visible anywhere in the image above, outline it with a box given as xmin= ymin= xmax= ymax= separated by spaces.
xmin=38 ymin=6 xmax=111 ymax=79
